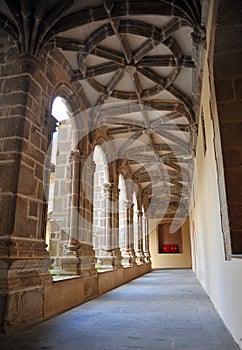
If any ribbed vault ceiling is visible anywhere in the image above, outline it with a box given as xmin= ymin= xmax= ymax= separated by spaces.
xmin=0 ymin=0 xmax=202 ymax=220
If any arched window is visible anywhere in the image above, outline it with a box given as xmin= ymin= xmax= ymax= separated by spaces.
xmin=46 ymin=96 xmax=73 ymax=275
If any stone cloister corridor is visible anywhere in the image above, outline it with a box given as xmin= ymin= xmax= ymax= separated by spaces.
xmin=0 ymin=0 xmax=242 ymax=349
xmin=0 ymin=270 xmax=239 ymax=350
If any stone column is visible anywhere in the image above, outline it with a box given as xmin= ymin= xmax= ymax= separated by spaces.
xmin=60 ymin=150 xmax=82 ymax=275
xmin=99 ymin=183 xmax=115 ymax=269
xmin=142 ymin=213 xmax=151 ymax=263
xmin=121 ymin=200 xmax=132 ymax=266
xmin=77 ymin=155 xmax=97 ymax=277
xmin=135 ymin=210 xmax=145 ymax=264
xmin=129 ymin=203 xmax=137 ymax=265
xmin=112 ymin=186 xmax=123 ymax=269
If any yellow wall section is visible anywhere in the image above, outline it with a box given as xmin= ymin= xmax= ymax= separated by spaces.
xmin=149 ymin=219 xmax=192 ymax=269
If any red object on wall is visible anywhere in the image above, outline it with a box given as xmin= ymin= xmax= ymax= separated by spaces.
xmin=163 ymin=244 xmax=169 ymax=253
xmin=162 ymin=244 xmax=179 ymax=253
xmin=173 ymin=244 xmax=178 ymax=253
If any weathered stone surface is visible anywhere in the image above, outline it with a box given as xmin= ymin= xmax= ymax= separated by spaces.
xmin=220 ymin=122 xmax=242 ymax=148
xmin=215 ymin=26 xmax=242 ymax=53
xmin=215 ymin=79 xmax=234 ymax=102
xmin=18 ymin=165 xmax=37 ymax=196
xmin=230 ymin=230 xmax=242 ymax=254
xmin=2 ymin=75 xmax=30 ymax=94
xmin=28 ymin=200 xmax=38 ymax=218
xmin=234 ymin=77 xmax=242 ymax=100
xmin=19 ymin=291 xmax=43 ymax=323
xmin=217 ymin=0 xmax=242 ymax=26
xmin=215 ymin=50 xmax=242 ymax=79
xmin=0 ymin=116 xmax=25 ymax=138
xmin=228 ymin=205 xmax=242 ymax=231
xmin=224 ymin=168 xmax=242 ymax=202
xmin=0 ymin=194 xmax=16 ymax=235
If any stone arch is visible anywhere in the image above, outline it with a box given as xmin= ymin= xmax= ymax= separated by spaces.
xmin=91 ymin=134 xmax=112 ymax=183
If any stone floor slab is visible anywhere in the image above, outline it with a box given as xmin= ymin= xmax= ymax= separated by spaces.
xmin=0 ymin=269 xmax=240 ymax=350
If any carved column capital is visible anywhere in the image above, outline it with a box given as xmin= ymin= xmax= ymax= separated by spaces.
xmin=70 ymin=149 xmax=81 ymax=162
xmin=137 ymin=210 xmax=143 ymax=218
xmin=18 ymin=54 xmax=40 ymax=74
xmin=103 ymin=182 xmax=114 ymax=192
xmin=192 ymin=25 xmax=206 ymax=48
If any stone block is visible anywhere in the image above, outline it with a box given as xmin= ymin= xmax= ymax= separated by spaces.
xmin=230 ymin=230 xmax=242 ymax=254
xmin=34 ymin=163 xmax=43 ymax=181
xmin=5 ymin=293 xmax=18 ymax=326
xmin=0 ymin=162 xmax=18 ymax=192
xmin=0 ymin=116 xmax=25 ymax=138
xmin=223 ymin=149 xmax=241 ymax=168
xmin=215 ymin=79 xmax=234 ymax=102
xmin=29 ymin=200 xmax=38 ymax=218
xmin=224 ymin=168 xmax=242 ymax=202
xmin=2 ymin=75 xmax=30 ymax=94
xmin=22 ymin=140 xmax=45 ymax=164
xmin=44 ymin=277 xmax=84 ymax=319
xmin=0 ymin=194 xmax=15 ymax=235
xmin=18 ymin=165 xmax=37 ymax=196
xmin=3 ymin=137 xmax=22 ymax=152
xmin=215 ymin=51 xmax=242 ymax=79
xmin=220 ymin=122 xmax=242 ymax=149
xmin=1 ymin=61 xmax=20 ymax=77
xmin=217 ymin=0 xmax=242 ymax=26
xmin=228 ymin=205 xmax=242 ymax=231
xmin=217 ymin=101 xmax=242 ymax=124
xmin=0 ymin=93 xmax=27 ymax=109
xmin=234 ymin=77 xmax=242 ymax=100
xmin=29 ymin=79 xmax=41 ymax=101
xmin=29 ymin=125 xmax=42 ymax=148
xmin=19 ymin=290 xmax=43 ymax=323
xmin=19 ymin=270 xmax=41 ymax=287
xmin=215 ymin=26 xmax=242 ymax=53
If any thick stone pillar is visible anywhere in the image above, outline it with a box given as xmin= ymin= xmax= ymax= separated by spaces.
xmin=99 ymin=183 xmax=115 ymax=269
xmin=0 ymin=54 xmax=56 ymax=330
xmin=142 ymin=213 xmax=151 ymax=263
xmin=135 ymin=211 xmax=145 ymax=264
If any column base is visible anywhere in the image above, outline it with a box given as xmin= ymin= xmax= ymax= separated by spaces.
xmin=77 ymin=243 xmax=97 ymax=277
xmin=113 ymin=248 xmax=123 ymax=269
xmin=121 ymin=250 xmax=132 ymax=267
xmin=0 ymin=237 xmax=54 ymax=331
xmin=135 ymin=250 xmax=145 ymax=264
xmin=59 ymin=243 xmax=81 ymax=275
xmin=144 ymin=251 xmax=151 ymax=263
xmin=99 ymin=250 xmax=115 ymax=270
xmin=60 ymin=256 xmax=81 ymax=275
xmin=130 ymin=248 xmax=137 ymax=266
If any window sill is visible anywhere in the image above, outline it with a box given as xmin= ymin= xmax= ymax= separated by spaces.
xmin=231 ymin=254 xmax=242 ymax=259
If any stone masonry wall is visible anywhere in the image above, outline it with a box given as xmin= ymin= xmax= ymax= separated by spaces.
xmin=214 ymin=0 xmax=242 ymax=254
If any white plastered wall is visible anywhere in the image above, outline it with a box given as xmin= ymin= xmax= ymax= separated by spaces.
xmin=190 ymin=6 xmax=242 ymax=346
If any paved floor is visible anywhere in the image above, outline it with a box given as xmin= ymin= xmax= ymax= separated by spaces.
xmin=0 ymin=269 xmax=240 ymax=350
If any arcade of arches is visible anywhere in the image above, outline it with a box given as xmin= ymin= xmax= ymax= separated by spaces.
xmin=0 ymin=0 xmax=241 ymax=347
